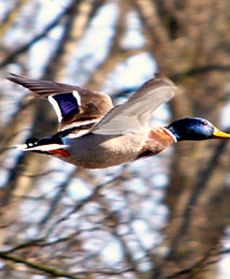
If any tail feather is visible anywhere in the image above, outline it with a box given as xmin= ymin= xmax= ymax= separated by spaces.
xmin=15 ymin=143 xmax=69 ymax=152
xmin=14 ymin=135 xmax=69 ymax=155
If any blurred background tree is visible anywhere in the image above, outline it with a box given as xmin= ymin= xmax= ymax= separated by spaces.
xmin=0 ymin=0 xmax=230 ymax=278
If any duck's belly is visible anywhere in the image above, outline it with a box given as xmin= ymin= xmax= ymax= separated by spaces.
xmin=64 ymin=132 xmax=147 ymax=168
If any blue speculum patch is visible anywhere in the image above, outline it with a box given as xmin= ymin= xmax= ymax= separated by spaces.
xmin=53 ymin=93 xmax=80 ymax=118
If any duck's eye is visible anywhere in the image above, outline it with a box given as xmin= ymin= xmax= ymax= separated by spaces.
xmin=203 ymin=120 xmax=210 ymax=126
xmin=26 ymin=138 xmax=39 ymax=147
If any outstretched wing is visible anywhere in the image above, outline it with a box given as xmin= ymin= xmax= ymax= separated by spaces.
xmin=7 ymin=73 xmax=113 ymax=130
xmin=91 ymin=76 xmax=176 ymax=135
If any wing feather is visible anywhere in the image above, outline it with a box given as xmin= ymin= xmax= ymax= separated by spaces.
xmin=92 ymin=77 xmax=176 ymax=135
xmin=7 ymin=73 xmax=79 ymax=97
xmin=7 ymin=73 xmax=113 ymax=130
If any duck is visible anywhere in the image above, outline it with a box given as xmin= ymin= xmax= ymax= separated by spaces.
xmin=7 ymin=73 xmax=230 ymax=169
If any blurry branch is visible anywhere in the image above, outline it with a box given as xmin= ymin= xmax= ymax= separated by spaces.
xmin=3 ymin=227 xmax=100 ymax=254
xmin=0 ymin=152 xmax=53 ymax=247
xmin=166 ymin=247 xmax=230 ymax=279
xmin=132 ymin=0 xmax=169 ymax=46
xmin=0 ymin=252 xmax=82 ymax=279
xmin=172 ymin=64 xmax=230 ymax=82
xmin=80 ymin=268 xmax=134 ymax=276
xmin=166 ymin=254 xmax=213 ymax=278
xmin=87 ymin=49 xmax=144 ymax=90
xmin=1 ymin=238 xmax=44 ymax=253
xmin=132 ymin=0 xmax=181 ymax=75
xmin=87 ymin=1 xmax=135 ymax=89
xmin=15 ymin=169 xmax=59 ymax=178
xmin=0 ymin=152 xmax=26 ymax=207
xmin=166 ymin=140 xmax=228 ymax=259
xmin=0 ymin=1 xmax=77 ymax=68
xmin=0 ymin=98 xmax=34 ymax=153
xmin=0 ymin=101 xmax=34 ymax=204
xmin=46 ymin=170 xmax=128 ymax=237
xmin=53 ymin=0 xmax=106 ymax=79
xmin=98 ymin=196 xmax=141 ymax=275
xmin=38 ymin=167 xmax=77 ymax=228
xmin=44 ymin=0 xmax=84 ymax=78
xmin=3 ymin=228 xmax=97 ymax=254
xmin=0 ymin=0 xmax=29 ymax=38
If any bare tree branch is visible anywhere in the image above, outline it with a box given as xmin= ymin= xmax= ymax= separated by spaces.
xmin=0 ymin=1 xmax=76 ymax=68
xmin=0 ymin=251 xmax=82 ymax=279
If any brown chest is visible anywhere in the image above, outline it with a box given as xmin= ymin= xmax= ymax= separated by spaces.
xmin=137 ymin=127 xmax=175 ymax=159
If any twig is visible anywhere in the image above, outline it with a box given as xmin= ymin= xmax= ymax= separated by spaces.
xmin=166 ymin=141 xmax=228 ymax=259
xmin=45 ymin=171 xmax=128 ymax=237
xmin=166 ymin=247 xmax=230 ymax=278
xmin=171 ymin=65 xmax=230 ymax=81
xmin=38 ymin=167 xmax=77 ymax=227
xmin=0 ymin=1 xmax=76 ymax=68
xmin=0 ymin=251 xmax=82 ymax=279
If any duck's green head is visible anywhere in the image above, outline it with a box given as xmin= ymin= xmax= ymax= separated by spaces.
xmin=167 ymin=117 xmax=230 ymax=141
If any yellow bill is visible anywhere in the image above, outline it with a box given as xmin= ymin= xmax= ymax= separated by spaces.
xmin=213 ymin=127 xmax=230 ymax=139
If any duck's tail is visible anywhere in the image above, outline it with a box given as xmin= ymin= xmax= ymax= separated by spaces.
xmin=15 ymin=137 xmax=70 ymax=157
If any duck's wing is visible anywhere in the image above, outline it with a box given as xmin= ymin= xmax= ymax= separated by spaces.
xmin=7 ymin=73 xmax=113 ymax=131
xmin=91 ymin=76 xmax=176 ymax=135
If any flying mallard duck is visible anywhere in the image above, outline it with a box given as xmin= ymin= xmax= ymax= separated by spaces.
xmin=8 ymin=74 xmax=230 ymax=169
